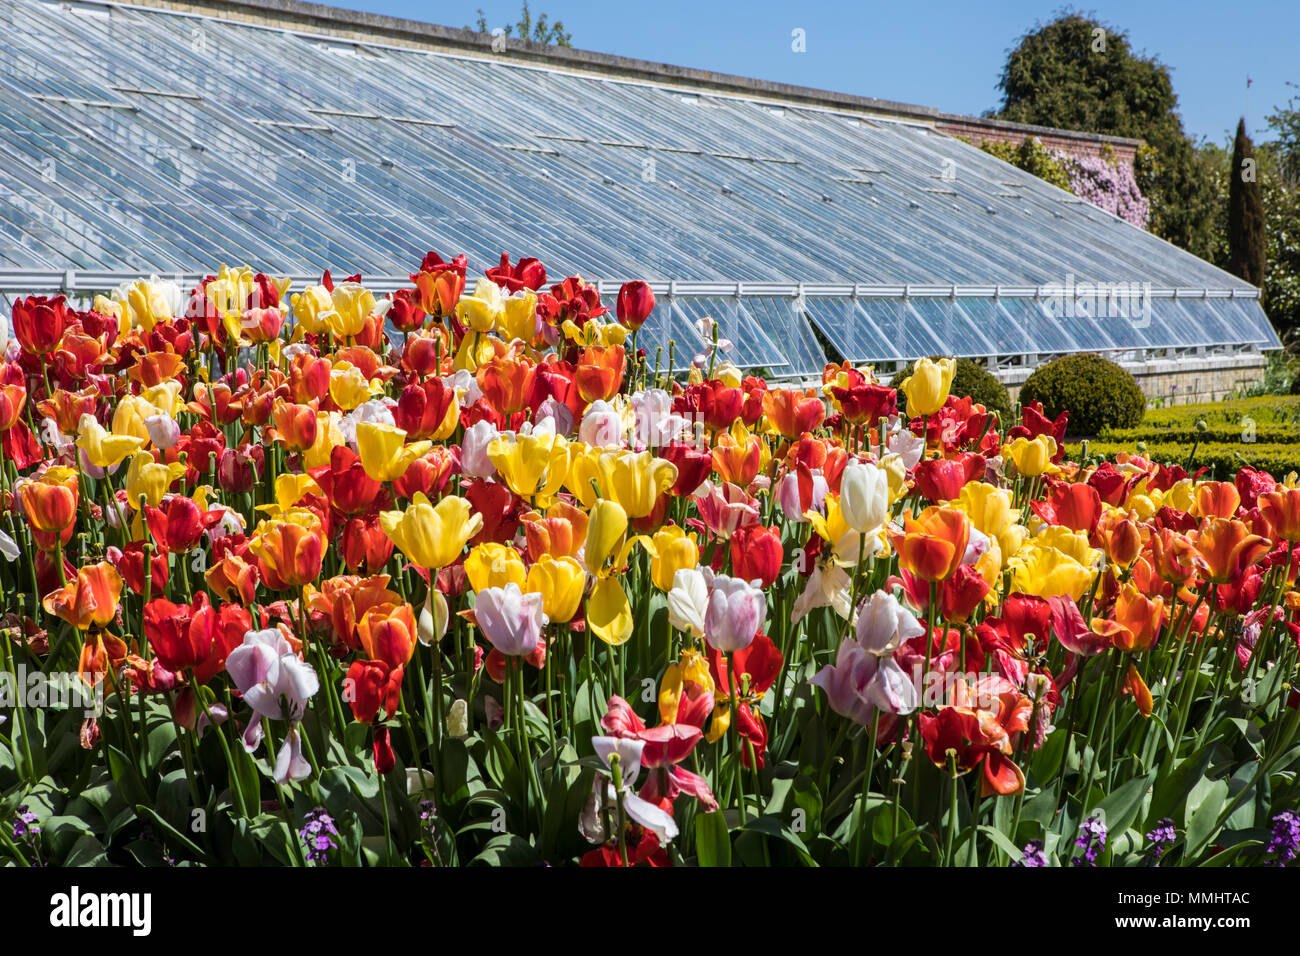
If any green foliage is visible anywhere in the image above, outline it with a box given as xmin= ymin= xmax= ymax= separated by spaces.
xmin=976 ymin=138 xmax=1072 ymax=191
xmin=993 ymin=12 xmax=1218 ymax=259
xmin=1228 ymin=119 xmax=1268 ymax=286
xmin=470 ymin=2 xmax=571 ymax=46
xmin=888 ymin=356 xmax=1013 ymax=424
xmin=1077 ymin=440 xmax=1300 ymax=480
xmin=1018 ymin=353 xmax=1145 ymax=438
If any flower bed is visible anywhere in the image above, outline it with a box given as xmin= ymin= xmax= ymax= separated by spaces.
xmin=1 ymin=254 xmax=1298 ymax=868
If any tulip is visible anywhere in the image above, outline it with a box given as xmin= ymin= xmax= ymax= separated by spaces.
xmin=474 ymin=582 xmax=547 ymax=657
xmin=75 ymin=415 xmax=144 ymax=469
xmin=1259 ymin=488 xmax=1300 ymax=542
xmin=1193 ymin=518 xmax=1270 ymax=585
xmin=326 ymin=282 xmax=376 ymax=340
xmin=1004 ymin=435 xmax=1058 ymax=478
xmin=272 ymin=402 xmax=319 ymax=452
xmin=226 ymin=628 xmax=319 ymax=780
xmin=703 ymin=572 xmax=766 ymax=652
xmin=379 ymin=493 xmax=483 ymax=570
xmin=345 ymin=659 xmax=404 ymax=725
xmin=839 ymin=461 xmax=889 ymax=534
xmin=899 ymin=357 xmax=955 ymax=417
xmin=649 ymin=525 xmax=698 ymax=591
xmin=588 ymin=577 xmax=634 ymax=646
xmin=307 ymin=444 xmax=382 ymax=515
xmin=575 ymin=345 xmax=625 ymax=403
xmin=1191 ymin=481 xmax=1241 ymax=520
xmin=524 ymin=554 xmax=586 ymax=623
xmin=616 ymin=280 xmax=655 ymax=331
xmin=668 ymin=567 xmax=709 ymax=639
xmin=417 ymin=588 xmax=450 ymax=645
xmin=20 ymin=467 xmax=79 ymax=534
xmin=356 ymin=422 xmax=433 ymax=484
xmin=249 ymin=520 xmax=324 ymax=591
xmin=465 ymin=542 xmax=527 ymax=592
xmin=143 ymin=593 xmax=217 ymax=673
xmin=762 ymin=387 xmax=825 ymax=439
xmin=522 ymin=501 xmax=588 ymax=561
xmin=357 ymin=601 xmax=418 ymax=670
xmin=597 ymin=449 xmax=678 ymax=519
xmin=42 ymin=562 xmax=123 ymax=631
xmin=584 ymin=498 xmax=630 ymax=574
xmin=393 ymin=378 xmax=459 ymax=441
xmin=892 ymin=506 xmax=971 ymax=582
xmin=460 ymin=420 xmax=500 ymax=479
xmin=488 ymin=425 xmax=571 ymax=503
xmin=729 ymin=524 xmax=783 ymax=589
xmin=711 ymin=427 xmax=762 ymax=487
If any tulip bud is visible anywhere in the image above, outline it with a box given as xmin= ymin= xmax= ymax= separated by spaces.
xmin=616 ymin=280 xmax=655 ymax=331
xmin=417 ymin=588 xmax=450 ymax=645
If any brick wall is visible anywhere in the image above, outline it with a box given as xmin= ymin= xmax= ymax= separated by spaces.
xmin=936 ymin=119 xmax=1138 ymax=167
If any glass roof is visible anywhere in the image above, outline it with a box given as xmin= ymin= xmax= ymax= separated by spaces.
xmin=0 ymin=0 xmax=1280 ymax=372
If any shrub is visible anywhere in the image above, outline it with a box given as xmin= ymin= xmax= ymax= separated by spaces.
xmin=889 ymin=357 xmax=1013 ymax=425
xmin=1019 ymin=353 xmax=1145 ymax=438
xmin=1070 ymin=440 xmax=1300 ymax=480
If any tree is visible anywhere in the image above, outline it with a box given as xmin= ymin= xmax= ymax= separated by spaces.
xmin=1228 ymin=118 xmax=1267 ymax=286
xmin=991 ymin=11 xmax=1217 ymax=260
xmin=469 ymin=2 xmax=572 ymax=47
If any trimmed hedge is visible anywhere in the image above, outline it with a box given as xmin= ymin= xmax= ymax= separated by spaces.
xmin=1071 ymin=440 xmax=1300 ymax=480
xmin=1019 ymin=353 xmax=1145 ymax=438
xmin=889 ymin=357 xmax=1013 ymax=425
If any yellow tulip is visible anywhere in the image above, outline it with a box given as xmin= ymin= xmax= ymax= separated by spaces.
xmin=326 ymin=282 xmax=376 ymax=340
xmin=499 ymin=288 xmax=538 ymax=343
xmin=899 ymin=357 xmax=955 ymax=416
xmin=597 ymin=449 xmax=677 ymax=519
xmin=649 ymin=525 xmax=698 ymax=591
xmin=465 ymin=543 xmax=526 ymax=592
xmin=456 ymin=279 xmax=506 ymax=334
xmin=1035 ymin=525 xmax=1099 ymax=567
xmin=77 ymin=416 xmax=144 ymax=469
xmin=274 ymin=473 xmax=322 ymax=510
xmin=488 ymin=429 xmax=571 ymax=502
xmin=1005 ymin=435 xmax=1058 ymax=478
xmin=659 ymin=647 xmax=715 ymax=724
xmin=587 ymin=576 xmax=633 ymax=646
xmin=564 ymin=443 xmax=603 ymax=509
xmin=379 ymin=493 xmax=483 ymax=570
xmin=524 ymin=554 xmax=586 ymax=622
xmin=123 ymin=450 xmax=186 ymax=508
xmin=111 ymin=395 xmax=161 ymax=444
xmin=1008 ymin=547 xmax=1094 ymax=600
xmin=140 ymin=381 xmax=183 ymax=417
xmin=290 ymin=284 xmax=334 ymax=336
xmin=584 ymin=498 xmax=629 ymax=574
xmin=302 ymin=411 xmax=345 ymax=470
xmin=329 ymin=362 xmax=377 ymax=411
xmin=880 ymin=452 xmax=909 ymax=504
xmin=356 ymin=422 xmax=433 ymax=483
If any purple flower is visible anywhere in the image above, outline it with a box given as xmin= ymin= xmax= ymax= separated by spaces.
xmin=11 ymin=805 xmax=39 ymax=842
xmin=1073 ymin=815 xmax=1107 ymax=866
xmin=1266 ymin=811 xmax=1300 ymax=866
xmin=226 ymin=628 xmax=320 ymax=783
xmin=1144 ymin=817 xmax=1176 ymax=866
xmin=298 ymin=807 xmax=339 ymax=865
xmin=1016 ymin=839 xmax=1048 ymax=867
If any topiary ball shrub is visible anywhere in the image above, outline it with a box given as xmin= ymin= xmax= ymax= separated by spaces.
xmin=1019 ymin=353 xmax=1145 ymax=438
xmin=889 ymin=356 xmax=1013 ymax=425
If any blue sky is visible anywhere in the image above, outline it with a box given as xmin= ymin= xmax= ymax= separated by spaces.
xmin=338 ymin=1 xmax=1298 ymax=146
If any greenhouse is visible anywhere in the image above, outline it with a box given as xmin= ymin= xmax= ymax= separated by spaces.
xmin=0 ymin=0 xmax=1279 ymax=380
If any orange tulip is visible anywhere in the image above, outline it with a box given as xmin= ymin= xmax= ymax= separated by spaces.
xmin=762 ymin=387 xmax=825 ymax=439
xmin=36 ymin=386 xmax=98 ymax=434
xmin=1096 ymin=510 xmax=1143 ymax=567
xmin=892 ymin=506 xmax=971 ymax=582
xmin=205 ymin=552 xmax=260 ymax=605
xmin=357 ymin=602 xmax=418 ymax=671
xmin=271 ymin=402 xmax=319 ymax=451
xmin=78 ymin=630 xmax=129 ymax=688
xmin=43 ymin=562 xmax=124 ymax=631
xmin=1121 ymin=664 xmax=1153 ymax=718
xmin=128 ymin=350 xmax=186 ymax=389
xmin=1149 ymin=527 xmax=1199 ymax=585
xmin=307 ymin=574 xmax=402 ymax=652
xmin=20 ymin=468 xmax=79 ymax=534
xmin=477 ymin=353 xmax=537 ymax=417
xmin=1091 ymin=584 xmax=1164 ymax=652
xmin=575 ymin=345 xmax=625 ymax=403
xmin=711 ymin=429 xmax=762 ymax=487
xmin=250 ymin=521 xmax=324 ymax=590
xmin=1260 ymin=488 xmax=1300 ymax=542
xmin=0 ymin=382 xmax=27 ymax=431
xmin=1191 ymin=481 xmax=1241 ymax=520
xmin=1192 ymin=518 xmax=1270 ymax=585
xmin=521 ymin=502 xmax=588 ymax=562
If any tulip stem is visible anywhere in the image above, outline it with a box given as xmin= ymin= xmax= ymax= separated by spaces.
xmin=944 ymin=752 xmax=959 ymax=866
xmin=726 ymin=651 xmax=747 ymax=825
xmin=852 ymin=708 xmax=880 ymax=865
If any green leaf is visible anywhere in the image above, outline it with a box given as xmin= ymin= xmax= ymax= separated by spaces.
xmin=979 ymin=824 xmax=1028 ymax=864
xmin=1095 ymin=771 xmax=1156 ymax=838
xmin=694 ymin=809 xmax=731 ymax=867
xmin=742 ymin=814 xmax=817 ymax=866
xmin=1184 ymin=777 xmax=1229 ymax=859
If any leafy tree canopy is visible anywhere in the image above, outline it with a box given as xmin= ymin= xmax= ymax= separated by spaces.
xmin=469 ymin=2 xmax=572 ymax=47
